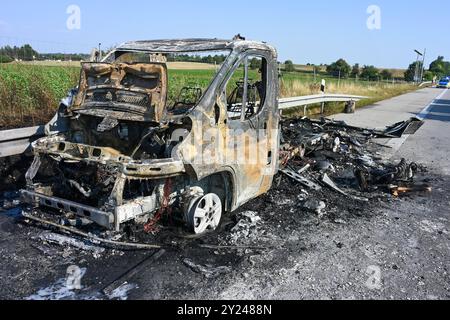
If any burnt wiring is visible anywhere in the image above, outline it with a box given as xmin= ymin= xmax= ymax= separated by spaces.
xmin=144 ymin=178 xmax=173 ymax=233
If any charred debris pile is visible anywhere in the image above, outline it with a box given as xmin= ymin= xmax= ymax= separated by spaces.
xmin=275 ymin=116 xmax=430 ymax=215
xmin=10 ymin=115 xmax=431 ymax=251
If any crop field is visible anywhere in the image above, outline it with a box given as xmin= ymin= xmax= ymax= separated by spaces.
xmin=10 ymin=60 xmax=83 ymax=67
xmin=0 ymin=62 xmax=416 ymax=129
xmin=0 ymin=64 xmax=79 ymax=129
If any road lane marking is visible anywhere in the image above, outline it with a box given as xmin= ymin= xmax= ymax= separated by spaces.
xmin=384 ymin=89 xmax=448 ymax=154
xmin=428 ymin=103 xmax=450 ymax=107
xmin=417 ymin=89 xmax=449 ymax=120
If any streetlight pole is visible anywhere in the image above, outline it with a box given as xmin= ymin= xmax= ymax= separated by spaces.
xmin=414 ymin=49 xmax=423 ymax=84
xmin=420 ymin=48 xmax=427 ymax=82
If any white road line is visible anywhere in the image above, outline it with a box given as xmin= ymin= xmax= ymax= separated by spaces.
xmin=428 ymin=103 xmax=450 ymax=107
xmin=384 ymin=89 xmax=449 ymax=154
xmin=385 ymin=134 xmax=411 ymax=154
xmin=417 ymin=89 xmax=449 ymax=120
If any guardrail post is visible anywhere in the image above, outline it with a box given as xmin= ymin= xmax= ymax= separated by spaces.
xmin=345 ymin=100 xmax=356 ymax=114
xmin=320 ymin=79 xmax=326 ymax=115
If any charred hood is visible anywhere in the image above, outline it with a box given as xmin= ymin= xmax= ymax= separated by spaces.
xmin=70 ymin=62 xmax=168 ymax=123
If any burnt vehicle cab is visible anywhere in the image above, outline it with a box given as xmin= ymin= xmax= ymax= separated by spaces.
xmin=21 ymin=38 xmax=280 ymax=235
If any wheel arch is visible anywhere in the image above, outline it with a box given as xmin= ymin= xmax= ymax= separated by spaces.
xmin=201 ymin=170 xmax=236 ymax=213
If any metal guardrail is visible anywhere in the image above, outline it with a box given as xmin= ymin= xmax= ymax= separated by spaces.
xmin=278 ymin=94 xmax=367 ymax=110
xmin=419 ymin=81 xmax=432 ymax=87
xmin=0 ymin=94 xmax=367 ymax=158
xmin=0 ymin=126 xmax=45 ymax=158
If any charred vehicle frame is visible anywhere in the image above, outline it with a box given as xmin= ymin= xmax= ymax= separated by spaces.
xmin=21 ymin=38 xmax=281 ymax=235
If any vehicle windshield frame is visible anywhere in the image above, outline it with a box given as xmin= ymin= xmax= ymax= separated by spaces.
xmin=103 ymin=48 xmax=233 ymax=118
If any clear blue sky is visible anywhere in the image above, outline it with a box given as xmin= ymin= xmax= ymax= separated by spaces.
xmin=0 ymin=0 xmax=448 ymax=69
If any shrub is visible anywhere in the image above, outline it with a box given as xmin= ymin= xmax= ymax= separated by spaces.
xmin=284 ymin=60 xmax=295 ymax=72
xmin=360 ymin=65 xmax=380 ymax=81
xmin=326 ymin=59 xmax=351 ymax=78
xmin=380 ymin=70 xmax=393 ymax=80
xmin=0 ymin=55 xmax=13 ymax=63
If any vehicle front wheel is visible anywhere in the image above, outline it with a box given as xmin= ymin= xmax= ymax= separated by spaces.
xmin=186 ymin=193 xmax=222 ymax=235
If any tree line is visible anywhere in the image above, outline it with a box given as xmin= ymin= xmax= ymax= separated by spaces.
xmin=325 ymin=59 xmax=393 ymax=81
xmin=0 ymin=44 xmax=233 ymax=66
xmin=284 ymin=56 xmax=450 ymax=82
xmin=283 ymin=59 xmax=394 ymax=81
xmin=0 ymin=44 xmax=89 ymax=63
xmin=167 ymin=54 xmax=228 ymax=65
xmin=404 ymin=56 xmax=450 ymax=81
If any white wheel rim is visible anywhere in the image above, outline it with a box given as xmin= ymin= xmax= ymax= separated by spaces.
xmin=191 ymin=194 xmax=222 ymax=234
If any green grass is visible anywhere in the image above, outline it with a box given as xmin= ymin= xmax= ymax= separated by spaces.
xmin=167 ymin=68 xmax=261 ymax=104
xmin=0 ymin=64 xmax=417 ymax=129
xmin=0 ymin=64 xmax=79 ymax=128
xmin=167 ymin=69 xmax=216 ymax=105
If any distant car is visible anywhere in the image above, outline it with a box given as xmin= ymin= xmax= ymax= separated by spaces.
xmin=437 ymin=77 xmax=450 ymax=88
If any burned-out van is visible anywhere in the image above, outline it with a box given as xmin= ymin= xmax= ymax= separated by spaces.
xmin=21 ymin=37 xmax=281 ymax=235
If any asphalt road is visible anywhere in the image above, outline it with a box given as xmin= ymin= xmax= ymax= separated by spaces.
xmin=0 ymin=87 xmax=449 ymax=300
xmin=332 ymin=87 xmax=450 ymax=161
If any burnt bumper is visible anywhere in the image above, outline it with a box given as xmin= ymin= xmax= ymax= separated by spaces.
xmin=21 ymin=189 xmax=161 ymax=231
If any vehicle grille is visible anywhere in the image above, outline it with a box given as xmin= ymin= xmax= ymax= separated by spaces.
xmin=85 ymin=90 xmax=150 ymax=107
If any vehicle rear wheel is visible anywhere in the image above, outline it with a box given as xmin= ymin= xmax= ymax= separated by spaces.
xmin=186 ymin=193 xmax=222 ymax=234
